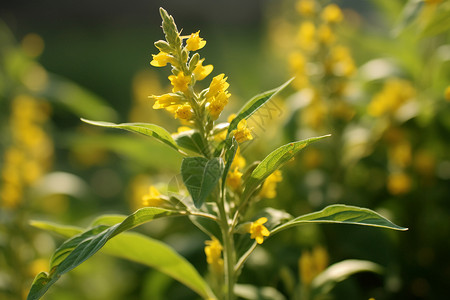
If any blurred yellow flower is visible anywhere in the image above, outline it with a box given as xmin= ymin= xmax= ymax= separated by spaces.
xmin=387 ymin=172 xmax=412 ymax=195
xmin=445 ymin=86 xmax=450 ymax=101
xmin=150 ymin=51 xmax=174 ymax=67
xmin=186 ymin=31 xmax=206 ymax=51
xmin=368 ymin=79 xmax=416 ymax=117
xmin=169 ymin=72 xmax=191 ymax=93
xmin=230 ymin=146 xmax=246 ymax=170
xmin=318 ymin=24 xmax=335 ymax=45
xmin=231 ymin=119 xmax=253 ymax=143
xmin=142 ymin=186 xmax=165 ymax=207
xmin=296 ymin=0 xmax=316 ymax=16
xmin=388 ymin=140 xmax=412 ymax=168
xmin=297 ymin=21 xmax=317 ymax=52
xmin=227 ymin=167 xmax=243 ymax=191
xmin=327 ymin=45 xmax=355 ymax=77
xmin=321 ymin=4 xmax=343 ymax=23
xmin=193 ymin=58 xmax=213 ymax=81
xmin=299 ymin=246 xmax=329 ymax=285
xmin=248 ymin=217 xmax=270 ymax=244
xmin=205 ymin=237 xmax=224 ymax=274
xmin=259 ymin=170 xmax=283 ymax=199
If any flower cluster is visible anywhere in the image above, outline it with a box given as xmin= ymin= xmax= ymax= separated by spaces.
xmin=149 ymin=9 xmax=230 ymax=132
xmin=1 ymin=95 xmax=53 ymax=209
xmin=204 ymin=237 xmax=224 ymax=274
xmin=289 ymin=0 xmax=356 ymax=130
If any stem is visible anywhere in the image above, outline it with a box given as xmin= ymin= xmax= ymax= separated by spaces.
xmin=217 ymin=188 xmax=236 ymax=300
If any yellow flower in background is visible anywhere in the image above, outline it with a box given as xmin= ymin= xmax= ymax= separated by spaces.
xmin=174 ymin=104 xmax=193 ymax=120
xmin=445 ymin=86 xmax=450 ymax=101
xmin=186 ymin=31 xmax=206 ymax=51
xmin=231 ymin=119 xmax=253 ymax=143
xmin=296 ymin=0 xmax=316 ymax=17
xmin=193 ymin=58 xmax=213 ymax=81
xmin=299 ymin=246 xmax=329 ymax=285
xmin=248 ymin=217 xmax=270 ymax=244
xmin=387 ymin=172 xmax=412 ymax=195
xmin=388 ymin=140 xmax=412 ymax=168
xmin=259 ymin=170 xmax=283 ymax=199
xmin=368 ymin=79 xmax=416 ymax=117
xmin=318 ymin=24 xmax=335 ymax=45
xmin=297 ymin=21 xmax=317 ymax=52
xmin=205 ymin=237 xmax=224 ymax=274
xmin=327 ymin=45 xmax=355 ymax=77
xmin=227 ymin=167 xmax=243 ymax=191
xmin=230 ymin=146 xmax=246 ymax=170
xmin=321 ymin=4 xmax=343 ymax=23
xmin=169 ymin=72 xmax=191 ymax=93
xmin=150 ymin=51 xmax=174 ymax=67
xmin=142 ymin=186 xmax=165 ymax=207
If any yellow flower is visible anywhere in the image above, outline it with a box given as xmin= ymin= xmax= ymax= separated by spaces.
xmin=206 ymin=74 xmax=230 ymax=99
xmin=151 ymin=93 xmax=182 ymax=109
xmin=150 ymin=51 xmax=174 ymax=67
xmin=227 ymin=167 xmax=243 ymax=191
xmin=208 ymin=90 xmax=230 ymax=119
xmin=296 ymin=0 xmax=316 ymax=16
xmin=231 ymin=119 xmax=253 ymax=143
xmin=368 ymin=79 xmax=415 ymax=117
xmin=299 ymin=246 xmax=329 ymax=285
xmin=168 ymin=72 xmax=191 ymax=93
xmin=321 ymin=4 xmax=343 ymax=23
xmin=142 ymin=186 xmax=165 ymax=207
xmin=445 ymin=86 xmax=450 ymax=101
xmin=186 ymin=31 xmax=206 ymax=51
xmin=318 ymin=24 xmax=335 ymax=45
xmin=297 ymin=21 xmax=317 ymax=52
xmin=248 ymin=217 xmax=270 ymax=244
xmin=204 ymin=237 xmax=224 ymax=274
xmin=327 ymin=45 xmax=355 ymax=77
xmin=193 ymin=59 xmax=213 ymax=81
xmin=175 ymin=104 xmax=193 ymax=120
xmin=388 ymin=141 xmax=412 ymax=168
xmin=387 ymin=172 xmax=412 ymax=195
xmin=259 ymin=170 xmax=283 ymax=199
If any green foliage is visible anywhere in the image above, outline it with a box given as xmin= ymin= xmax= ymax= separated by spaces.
xmin=181 ymin=157 xmax=224 ymax=208
xmin=242 ymin=135 xmax=331 ymax=200
xmin=271 ymin=205 xmax=407 ymax=235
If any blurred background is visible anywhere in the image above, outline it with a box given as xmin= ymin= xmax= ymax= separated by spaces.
xmin=1 ymin=0 xmax=449 ymax=299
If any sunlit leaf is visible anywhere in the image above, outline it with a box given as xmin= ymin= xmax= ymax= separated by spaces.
xmin=312 ymin=259 xmax=383 ymax=295
xmin=30 ymin=220 xmax=82 ymax=237
xmin=181 ymin=157 xmax=224 ymax=208
xmin=226 ymin=78 xmax=293 ymax=138
xmin=242 ymin=135 xmax=330 ymax=200
xmin=81 ymin=118 xmax=181 ymax=153
xmin=27 ymin=207 xmax=181 ymax=300
xmin=271 ymin=204 xmax=408 ymax=235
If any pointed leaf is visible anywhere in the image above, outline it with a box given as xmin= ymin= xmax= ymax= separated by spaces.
xmin=242 ymin=135 xmax=330 ymax=200
xmin=102 ymin=232 xmax=214 ymax=299
xmin=27 ymin=207 xmax=181 ymax=300
xmin=30 ymin=220 xmax=82 ymax=237
xmin=271 ymin=204 xmax=408 ymax=236
xmin=173 ymin=129 xmax=209 ymax=156
xmin=81 ymin=118 xmax=181 ymax=153
xmin=226 ymin=78 xmax=293 ymax=138
xmin=312 ymin=259 xmax=383 ymax=295
xmin=181 ymin=157 xmax=224 ymax=208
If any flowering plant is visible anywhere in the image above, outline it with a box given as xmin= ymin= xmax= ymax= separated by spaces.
xmin=27 ymin=8 xmax=406 ymax=300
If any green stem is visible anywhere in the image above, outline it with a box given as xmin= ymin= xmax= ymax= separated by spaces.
xmin=217 ymin=188 xmax=236 ymax=300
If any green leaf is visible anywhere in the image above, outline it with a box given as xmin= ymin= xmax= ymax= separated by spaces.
xmin=102 ymin=232 xmax=214 ymax=299
xmin=271 ymin=204 xmax=408 ymax=236
xmin=29 ymin=221 xmax=214 ymax=299
xmin=181 ymin=157 xmax=224 ymax=208
xmin=27 ymin=207 xmax=181 ymax=300
xmin=30 ymin=220 xmax=82 ymax=237
xmin=173 ymin=129 xmax=209 ymax=156
xmin=421 ymin=3 xmax=450 ymax=37
xmin=226 ymin=78 xmax=293 ymax=138
xmin=234 ymin=284 xmax=286 ymax=300
xmin=312 ymin=259 xmax=383 ymax=295
xmin=242 ymin=135 xmax=330 ymax=200
xmin=81 ymin=118 xmax=181 ymax=154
